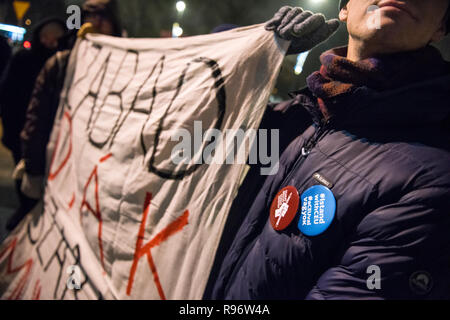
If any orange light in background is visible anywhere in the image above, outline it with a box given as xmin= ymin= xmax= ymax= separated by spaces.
xmin=23 ymin=40 xmax=31 ymax=49
xmin=25 ymin=19 xmax=31 ymax=25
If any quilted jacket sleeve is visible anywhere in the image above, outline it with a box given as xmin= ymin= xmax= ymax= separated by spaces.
xmin=306 ymin=185 xmax=450 ymax=300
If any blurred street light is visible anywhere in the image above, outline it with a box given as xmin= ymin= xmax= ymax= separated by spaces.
xmin=0 ymin=23 xmax=26 ymax=41
xmin=172 ymin=22 xmax=183 ymax=37
xmin=176 ymin=1 xmax=186 ymax=13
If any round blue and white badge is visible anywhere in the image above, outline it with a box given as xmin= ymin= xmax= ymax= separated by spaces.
xmin=298 ymin=185 xmax=336 ymax=237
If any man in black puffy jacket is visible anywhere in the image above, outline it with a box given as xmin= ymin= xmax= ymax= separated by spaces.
xmin=211 ymin=0 xmax=450 ymax=299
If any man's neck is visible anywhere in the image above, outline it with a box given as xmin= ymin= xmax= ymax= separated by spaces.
xmin=346 ymin=37 xmax=375 ymax=61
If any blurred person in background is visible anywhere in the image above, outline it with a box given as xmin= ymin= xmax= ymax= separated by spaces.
xmin=81 ymin=0 xmax=122 ymax=37
xmin=4 ymin=0 xmax=122 ymax=231
xmin=0 ymin=18 xmax=65 ymax=161
xmin=0 ymin=18 xmax=66 ymax=231
xmin=0 ymin=35 xmax=11 ymax=84
xmin=211 ymin=0 xmax=450 ymax=300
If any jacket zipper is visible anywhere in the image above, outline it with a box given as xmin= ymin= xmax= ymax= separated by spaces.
xmin=279 ymin=120 xmax=331 ymax=188
xmin=222 ymin=121 xmax=331 ymax=297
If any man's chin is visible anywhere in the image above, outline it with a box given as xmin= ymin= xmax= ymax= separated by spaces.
xmin=363 ymin=18 xmax=410 ymax=42
xmin=358 ymin=29 xmax=414 ymax=56
xmin=378 ymin=14 xmax=418 ymax=34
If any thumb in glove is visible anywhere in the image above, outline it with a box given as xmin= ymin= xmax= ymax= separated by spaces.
xmin=265 ymin=6 xmax=340 ymax=55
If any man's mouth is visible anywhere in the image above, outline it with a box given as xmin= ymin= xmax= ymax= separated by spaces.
xmin=377 ymin=0 xmax=419 ymax=21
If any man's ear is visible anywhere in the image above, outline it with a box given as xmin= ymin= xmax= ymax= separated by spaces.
xmin=339 ymin=5 xmax=349 ymax=22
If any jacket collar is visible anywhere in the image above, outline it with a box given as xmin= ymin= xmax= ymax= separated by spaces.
xmin=290 ymin=73 xmax=450 ymax=150
xmin=292 ymin=72 xmax=450 ymax=129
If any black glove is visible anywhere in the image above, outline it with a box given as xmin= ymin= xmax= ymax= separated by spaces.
xmin=265 ymin=6 xmax=340 ymax=55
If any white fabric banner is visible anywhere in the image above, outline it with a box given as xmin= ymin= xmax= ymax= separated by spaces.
xmin=0 ymin=24 xmax=288 ymax=300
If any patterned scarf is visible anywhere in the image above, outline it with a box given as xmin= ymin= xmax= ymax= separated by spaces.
xmin=306 ymin=46 xmax=450 ymax=121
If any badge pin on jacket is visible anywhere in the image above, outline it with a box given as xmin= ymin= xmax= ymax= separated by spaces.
xmin=298 ymin=185 xmax=336 ymax=236
xmin=270 ymin=183 xmax=336 ymax=236
xmin=270 ymin=186 xmax=299 ymax=231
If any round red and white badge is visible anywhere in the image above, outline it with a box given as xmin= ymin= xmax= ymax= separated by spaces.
xmin=269 ymin=186 xmax=300 ymax=231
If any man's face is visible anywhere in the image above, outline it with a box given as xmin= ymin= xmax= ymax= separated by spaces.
xmin=39 ymin=22 xmax=65 ymax=50
xmin=340 ymin=0 xmax=449 ymax=54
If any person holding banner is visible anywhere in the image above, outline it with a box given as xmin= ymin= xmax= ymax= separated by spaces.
xmin=6 ymin=0 xmax=122 ymax=231
xmin=1 ymin=18 xmax=66 ymax=231
xmin=212 ymin=0 xmax=450 ymax=299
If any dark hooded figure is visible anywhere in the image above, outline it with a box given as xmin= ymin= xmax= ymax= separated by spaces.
xmin=0 ymin=35 xmax=11 ymax=83
xmin=210 ymin=0 xmax=450 ymax=300
xmin=0 ymin=18 xmax=65 ymax=162
xmin=4 ymin=0 xmax=122 ymax=231
xmin=82 ymin=0 xmax=122 ymax=37
xmin=0 ymin=18 xmax=65 ymax=231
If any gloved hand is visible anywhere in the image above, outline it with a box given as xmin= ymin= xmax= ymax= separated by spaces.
xmin=77 ymin=22 xmax=98 ymax=38
xmin=12 ymin=159 xmax=26 ymax=180
xmin=21 ymin=173 xmax=45 ymax=200
xmin=265 ymin=6 xmax=340 ymax=55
